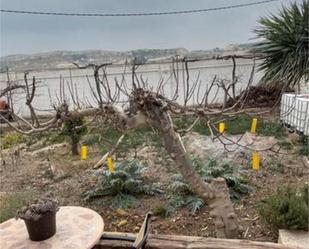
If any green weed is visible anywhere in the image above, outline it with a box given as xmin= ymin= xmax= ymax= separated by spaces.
xmin=0 ymin=191 xmax=36 ymax=223
xmin=257 ymin=120 xmax=286 ymax=138
xmin=1 ymin=133 xmax=26 ymax=149
xmin=152 ymin=205 xmax=169 ymax=217
xmin=298 ymin=136 xmax=308 ymax=156
xmin=278 ymin=140 xmax=293 ymax=150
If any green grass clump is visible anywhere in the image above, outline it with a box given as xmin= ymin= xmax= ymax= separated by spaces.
xmin=173 ymin=116 xmax=210 ymax=135
xmin=86 ymin=126 xmax=161 ymax=155
xmin=278 ymin=140 xmax=293 ymax=150
xmin=94 ymin=194 xmax=137 ymax=209
xmin=1 ymin=133 xmax=26 ymax=149
xmin=225 ymin=116 xmax=285 ymax=137
xmin=299 ymin=145 xmax=309 ymax=156
xmin=224 ymin=116 xmax=252 ymax=135
xmin=269 ymin=162 xmax=285 ymax=174
xmin=259 ymin=185 xmax=309 ymax=231
xmin=173 ymin=115 xmax=286 ymax=137
xmin=0 ymin=191 xmax=36 ymax=223
xmin=84 ymin=160 xmax=163 ymax=208
xmin=298 ymin=136 xmax=308 ymax=156
xmin=257 ymin=120 xmax=286 ymax=138
xmin=152 ymin=205 xmax=169 ymax=217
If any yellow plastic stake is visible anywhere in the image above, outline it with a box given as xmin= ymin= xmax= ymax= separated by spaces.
xmin=80 ymin=145 xmax=88 ymax=160
xmin=107 ymin=156 xmax=115 ymax=172
xmin=252 ymin=151 xmax=260 ymax=171
xmin=251 ymin=118 xmax=258 ymax=134
xmin=219 ymin=122 xmax=225 ymax=134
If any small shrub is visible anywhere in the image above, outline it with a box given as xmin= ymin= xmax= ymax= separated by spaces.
xmin=84 ymin=160 xmax=163 ymax=208
xmin=0 ymin=191 xmax=36 ymax=223
xmin=259 ymin=185 xmax=309 ymax=231
xmin=61 ymin=116 xmax=87 ymax=155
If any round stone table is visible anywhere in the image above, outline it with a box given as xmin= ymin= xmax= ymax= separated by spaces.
xmin=0 ymin=206 xmax=104 ymax=249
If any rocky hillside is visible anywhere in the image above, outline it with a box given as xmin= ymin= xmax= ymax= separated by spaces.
xmin=0 ymin=43 xmax=254 ymax=72
xmin=0 ymin=48 xmax=189 ymax=72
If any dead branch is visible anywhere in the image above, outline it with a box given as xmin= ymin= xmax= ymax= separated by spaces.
xmin=93 ymin=134 xmax=125 ymax=169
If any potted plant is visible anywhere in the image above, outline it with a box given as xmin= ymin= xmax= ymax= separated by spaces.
xmin=16 ymin=199 xmax=59 ymax=241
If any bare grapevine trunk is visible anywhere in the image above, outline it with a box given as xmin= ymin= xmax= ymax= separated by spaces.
xmin=156 ymin=111 xmax=238 ymax=238
xmin=71 ymin=141 xmax=79 ymax=156
xmin=132 ymin=90 xmax=238 ymax=238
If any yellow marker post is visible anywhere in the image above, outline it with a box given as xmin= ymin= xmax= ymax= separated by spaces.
xmin=80 ymin=145 xmax=88 ymax=160
xmin=252 ymin=151 xmax=260 ymax=171
xmin=219 ymin=122 xmax=225 ymax=134
xmin=251 ymin=118 xmax=258 ymax=134
xmin=107 ymin=156 xmax=115 ymax=172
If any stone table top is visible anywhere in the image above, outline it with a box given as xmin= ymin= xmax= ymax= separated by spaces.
xmin=0 ymin=206 xmax=104 ymax=249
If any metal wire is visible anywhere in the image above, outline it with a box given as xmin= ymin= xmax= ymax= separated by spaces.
xmin=0 ymin=0 xmax=278 ymax=17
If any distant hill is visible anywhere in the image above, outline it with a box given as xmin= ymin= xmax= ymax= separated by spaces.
xmin=0 ymin=43 xmax=254 ymax=72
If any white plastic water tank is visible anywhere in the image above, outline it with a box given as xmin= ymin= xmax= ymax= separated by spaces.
xmin=280 ymin=93 xmax=309 ymax=135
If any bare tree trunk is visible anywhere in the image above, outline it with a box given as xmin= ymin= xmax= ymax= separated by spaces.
xmin=71 ymin=140 xmax=79 ymax=156
xmin=134 ymin=91 xmax=238 ymax=238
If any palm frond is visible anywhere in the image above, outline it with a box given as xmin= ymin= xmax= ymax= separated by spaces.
xmin=253 ymin=0 xmax=309 ymax=88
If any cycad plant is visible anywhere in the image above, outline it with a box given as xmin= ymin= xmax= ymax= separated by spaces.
xmin=254 ymin=1 xmax=308 ymax=88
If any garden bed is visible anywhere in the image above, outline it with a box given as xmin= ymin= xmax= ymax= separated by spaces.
xmin=0 ymin=115 xmax=308 ymax=242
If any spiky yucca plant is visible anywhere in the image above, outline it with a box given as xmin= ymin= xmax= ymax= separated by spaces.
xmin=254 ymin=1 xmax=308 ymax=88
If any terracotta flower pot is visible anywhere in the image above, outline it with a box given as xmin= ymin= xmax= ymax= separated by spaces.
xmin=24 ymin=211 xmax=57 ymax=241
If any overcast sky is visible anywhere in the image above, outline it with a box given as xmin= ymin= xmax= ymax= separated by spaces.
xmin=0 ymin=0 xmax=295 ymax=56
